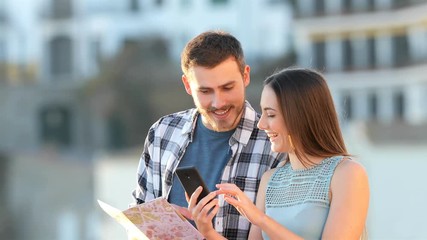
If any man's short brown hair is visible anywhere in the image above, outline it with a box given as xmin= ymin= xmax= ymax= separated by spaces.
xmin=181 ymin=30 xmax=246 ymax=76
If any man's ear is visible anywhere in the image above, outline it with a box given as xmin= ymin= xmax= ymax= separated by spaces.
xmin=182 ymin=74 xmax=192 ymax=95
xmin=243 ymin=65 xmax=251 ymax=87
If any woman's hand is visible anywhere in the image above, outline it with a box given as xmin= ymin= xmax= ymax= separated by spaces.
xmin=216 ymin=183 xmax=265 ymax=226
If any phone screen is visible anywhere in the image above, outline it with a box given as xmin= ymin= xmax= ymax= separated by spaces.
xmin=175 ymin=166 xmax=210 ymax=203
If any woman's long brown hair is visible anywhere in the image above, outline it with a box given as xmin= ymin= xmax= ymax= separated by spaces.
xmin=264 ymin=68 xmax=350 ymax=167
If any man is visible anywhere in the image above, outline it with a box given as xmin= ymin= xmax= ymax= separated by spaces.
xmin=132 ymin=30 xmax=284 ymax=239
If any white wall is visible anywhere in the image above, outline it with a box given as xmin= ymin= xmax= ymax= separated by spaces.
xmin=93 ymin=151 xmax=140 ymax=240
xmin=345 ymin=123 xmax=427 ymax=240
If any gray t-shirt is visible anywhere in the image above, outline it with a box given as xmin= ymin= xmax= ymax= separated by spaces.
xmin=169 ymin=116 xmax=233 ymax=207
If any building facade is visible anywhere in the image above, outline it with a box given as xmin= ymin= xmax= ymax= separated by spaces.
xmin=1 ymin=0 xmax=292 ymax=85
xmin=291 ymin=0 xmax=427 ymax=125
xmin=0 ymin=0 xmax=292 ymax=153
xmin=0 ymin=1 xmax=293 ymax=240
xmin=290 ymin=2 xmax=427 ymax=238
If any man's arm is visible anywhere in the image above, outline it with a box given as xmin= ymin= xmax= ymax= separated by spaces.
xmin=131 ymin=128 xmax=156 ymax=205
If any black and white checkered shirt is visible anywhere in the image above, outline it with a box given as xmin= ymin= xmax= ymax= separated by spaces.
xmin=132 ymin=101 xmax=285 ymax=239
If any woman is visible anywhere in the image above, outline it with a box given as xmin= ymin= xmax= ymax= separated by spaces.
xmin=188 ymin=68 xmax=369 ymax=240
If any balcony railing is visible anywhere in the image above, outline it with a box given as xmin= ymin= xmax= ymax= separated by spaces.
xmin=292 ymin=0 xmax=427 ymax=18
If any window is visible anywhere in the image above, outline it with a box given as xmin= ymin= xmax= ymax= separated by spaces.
xmin=268 ymin=0 xmax=286 ymax=4
xmin=342 ymin=93 xmax=353 ymax=120
xmin=181 ymin=0 xmax=192 ymax=8
xmin=393 ymin=91 xmax=405 ymax=120
xmin=392 ymin=34 xmax=410 ymax=67
xmin=313 ymin=41 xmax=326 ymax=71
xmin=107 ymin=115 xmax=126 ymax=150
xmin=40 ymin=106 xmax=72 ymax=147
xmin=0 ymin=39 xmax=5 ymax=84
xmin=50 ymin=36 xmax=73 ymax=78
xmin=392 ymin=0 xmax=407 ymax=8
xmin=211 ymin=0 xmax=228 ymax=5
xmin=314 ymin=0 xmax=325 ymax=16
xmin=0 ymin=9 xmax=6 ymax=23
xmin=91 ymin=38 xmax=102 ymax=67
xmin=343 ymin=39 xmax=353 ymax=70
xmin=129 ymin=0 xmax=139 ymax=12
xmin=155 ymin=0 xmax=164 ymax=7
xmin=52 ymin=0 xmax=72 ymax=19
xmin=367 ymin=0 xmax=375 ymax=11
xmin=367 ymin=37 xmax=376 ymax=68
xmin=342 ymin=0 xmax=352 ymax=13
xmin=368 ymin=92 xmax=378 ymax=121
xmin=0 ymin=39 xmax=5 ymax=61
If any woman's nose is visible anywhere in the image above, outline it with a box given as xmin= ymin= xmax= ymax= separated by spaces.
xmin=257 ymin=115 xmax=266 ymax=130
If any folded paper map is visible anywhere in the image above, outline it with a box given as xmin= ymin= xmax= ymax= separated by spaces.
xmin=98 ymin=198 xmax=204 ymax=240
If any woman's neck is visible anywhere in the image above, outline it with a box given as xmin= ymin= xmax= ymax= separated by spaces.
xmin=288 ymin=152 xmax=325 ymax=170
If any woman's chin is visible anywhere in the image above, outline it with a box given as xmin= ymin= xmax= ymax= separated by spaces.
xmin=271 ymin=145 xmax=283 ymax=153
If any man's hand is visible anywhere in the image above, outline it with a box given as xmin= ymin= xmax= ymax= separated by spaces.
xmin=171 ymin=203 xmax=193 ymax=220
xmin=188 ymin=186 xmax=226 ymax=239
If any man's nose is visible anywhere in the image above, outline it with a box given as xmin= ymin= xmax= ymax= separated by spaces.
xmin=211 ymin=92 xmax=226 ymax=109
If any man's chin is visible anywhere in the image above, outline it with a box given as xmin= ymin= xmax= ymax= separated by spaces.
xmin=201 ymin=112 xmax=239 ymax=131
xmin=215 ymin=126 xmax=234 ymax=132
xmin=202 ymin=120 xmax=229 ymax=132
xmin=212 ymin=121 xmax=238 ymax=132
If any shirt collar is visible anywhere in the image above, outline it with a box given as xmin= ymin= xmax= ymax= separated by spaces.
xmin=231 ymin=101 xmax=258 ymax=146
xmin=180 ymin=101 xmax=258 ymax=146
xmin=180 ymin=108 xmax=199 ymax=137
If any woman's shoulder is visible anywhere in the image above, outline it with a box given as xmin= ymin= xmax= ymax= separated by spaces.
xmin=260 ymin=166 xmax=282 ymax=185
xmin=336 ymin=157 xmax=367 ymax=176
xmin=263 ymin=168 xmax=278 ymax=179
xmin=332 ymin=157 xmax=369 ymax=190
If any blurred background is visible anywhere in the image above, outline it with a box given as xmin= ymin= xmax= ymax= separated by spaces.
xmin=0 ymin=0 xmax=426 ymax=239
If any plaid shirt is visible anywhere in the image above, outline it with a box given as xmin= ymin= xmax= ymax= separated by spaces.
xmin=132 ymin=101 xmax=285 ymax=239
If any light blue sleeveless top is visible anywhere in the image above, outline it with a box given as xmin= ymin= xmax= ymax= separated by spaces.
xmin=262 ymin=156 xmax=344 ymax=240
